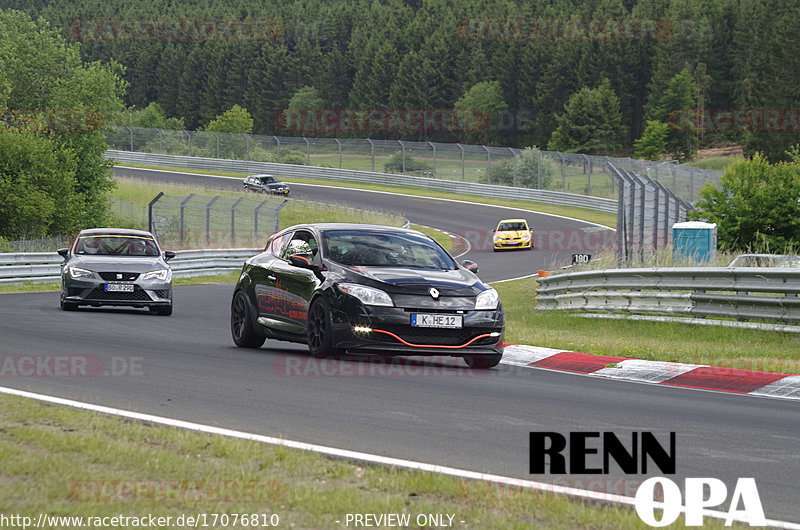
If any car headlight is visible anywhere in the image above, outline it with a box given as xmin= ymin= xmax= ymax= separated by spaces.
xmin=338 ymin=283 xmax=394 ymax=307
xmin=475 ymin=288 xmax=499 ymax=310
xmin=521 ymin=232 xmax=532 ymax=240
xmin=68 ymin=266 xmax=93 ymax=279
xmin=141 ymin=269 xmax=172 ymax=282
xmin=493 ymin=234 xmax=502 ymax=242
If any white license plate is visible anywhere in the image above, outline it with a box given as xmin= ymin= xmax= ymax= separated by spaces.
xmin=411 ymin=313 xmax=463 ymax=328
xmin=105 ymin=283 xmax=134 ymax=292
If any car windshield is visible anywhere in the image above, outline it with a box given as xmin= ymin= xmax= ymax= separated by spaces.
xmin=259 ymin=176 xmax=277 ymax=184
xmin=498 ymin=222 xmax=527 ymax=231
xmin=75 ymin=235 xmax=160 ymax=256
xmin=323 ymin=230 xmax=455 ymax=269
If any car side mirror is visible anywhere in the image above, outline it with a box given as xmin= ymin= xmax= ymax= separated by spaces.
xmin=289 ymin=254 xmax=315 ymax=269
xmin=57 ymin=248 xmax=69 ymax=259
xmin=462 ymin=260 xmax=479 ymax=273
xmin=164 ymin=250 xmax=176 ymax=261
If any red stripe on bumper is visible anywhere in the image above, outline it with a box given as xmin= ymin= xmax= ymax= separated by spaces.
xmin=372 ymin=329 xmax=496 ymax=350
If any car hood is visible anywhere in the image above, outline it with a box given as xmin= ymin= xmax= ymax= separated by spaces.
xmin=496 ymin=230 xmax=530 ymax=238
xmin=68 ymin=255 xmax=167 ymax=272
xmin=339 ymin=266 xmax=483 ymax=296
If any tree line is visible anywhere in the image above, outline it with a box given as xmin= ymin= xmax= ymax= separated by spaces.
xmin=5 ymin=0 xmax=799 ymax=161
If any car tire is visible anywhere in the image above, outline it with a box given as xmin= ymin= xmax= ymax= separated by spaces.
xmin=151 ymin=305 xmax=172 ymax=316
xmin=463 ymin=353 xmax=502 ymax=369
xmin=306 ymin=297 xmax=341 ymax=357
xmin=231 ymin=290 xmax=266 ymax=348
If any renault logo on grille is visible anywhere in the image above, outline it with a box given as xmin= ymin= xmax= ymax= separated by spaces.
xmin=429 ymin=287 xmax=439 ymax=299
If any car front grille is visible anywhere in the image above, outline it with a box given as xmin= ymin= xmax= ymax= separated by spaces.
xmin=88 ymin=286 xmax=152 ymax=301
xmin=371 ymin=326 xmax=499 ymax=347
xmin=98 ymin=272 xmax=140 ymax=281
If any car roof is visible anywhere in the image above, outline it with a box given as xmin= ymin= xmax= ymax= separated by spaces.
xmin=497 ymin=218 xmax=528 ymax=224
xmin=77 ymin=228 xmax=156 ymax=238
xmin=248 ymin=174 xmax=280 ymax=179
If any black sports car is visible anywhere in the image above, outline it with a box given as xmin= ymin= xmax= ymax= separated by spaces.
xmin=243 ymin=174 xmax=290 ymax=195
xmin=58 ymin=228 xmax=175 ymax=315
xmin=230 ymin=224 xmax=505 ymax=368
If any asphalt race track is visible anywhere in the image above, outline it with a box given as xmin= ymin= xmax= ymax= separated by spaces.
xmin=0 ymin=168 xmax=798 ymax=523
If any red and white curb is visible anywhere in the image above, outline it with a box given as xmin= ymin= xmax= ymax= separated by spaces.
xmin=502 ymin=345 xmax=800 ymax=400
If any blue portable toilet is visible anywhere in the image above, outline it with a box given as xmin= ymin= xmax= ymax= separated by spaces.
xmin=672 ymin=221 xmax=717 ymax=263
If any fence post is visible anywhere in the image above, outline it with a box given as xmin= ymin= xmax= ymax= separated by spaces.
xmin=559 ymin=152 xmax=566 ymax=190
xmin=254 ymin=199 xmax=268 ymax=244
xmin=368 ymin=139 xmax=375 ymax=171
xmin=429 ymin=142 xmax=437 ymax=177
xmin=159 ymin=129 xmax=163 ymax=153
xmin=274 ymin=136 xmax=281 ymax=163
xmin=511 ymin=148 xmax=518 ymax=187
xmin=206 ymin=196 xmax=221 ymax=245
xmin=275 ymin=199 xmax=289 ymax=232
xmin=186 ymin=130 xmax=192 ymax=156
xmin=230 ymin=197 xmax=245 ymax=246
xmin=537 ymin=149 xmax=542 ymax=189
xmin=484 ymin=145 xmax=491 ymax=184
xmin=458 ymin=144 xmax=465 ymax=180
xmin=180 ymin=194 xmax=195 ymax=247
xmin=148 ymin=192 xmax=165 ymax=235
xmin=246 ymin=134 xmax=250 ymax=160
xmin=399 ymin=140 xmax=406 ymax=173
xmin=304 ymin=137 xmax=310 ymax=165
xmin=127 ymin=127 xmax=133 ymax=151
xmin=335 ymin=138 xmax=342 ymax=168
xmin=582 ymin=154 xmax=591 ymax=194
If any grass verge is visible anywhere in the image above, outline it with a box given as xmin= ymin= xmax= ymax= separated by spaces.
xmin=116 ymin=163 xmax=618 ymax=228
xmin=0 ymin=391 xmax=714 ymax=529
xmin=495 ymin=278 xmax=800 ymax=374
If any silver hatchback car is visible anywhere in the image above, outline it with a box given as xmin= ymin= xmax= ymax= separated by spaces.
xmin=58 ymin=228 xmax=175 ymax=315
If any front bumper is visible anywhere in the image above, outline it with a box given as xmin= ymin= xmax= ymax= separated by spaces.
xmin=62 ymin=276 xmax=172 ymax=308
xmin=329 ymin=303 xmax=505 ymax=357
xmin=493 ymin=238 xmax=532 ymax=250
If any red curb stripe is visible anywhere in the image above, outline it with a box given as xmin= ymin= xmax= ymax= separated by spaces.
xmin=532 ymin=352 xmax=630 ymax=374
xmin=660 ymin=367 xmax=788 ymax=394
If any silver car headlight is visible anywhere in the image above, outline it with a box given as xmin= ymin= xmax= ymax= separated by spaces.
xmin=521 ymin=232 xmax=532 ymax=240
xmin=68 ymin=266 xmax=93 ymax=279
xmin=141 ymin=269 xmax=172 ymax=282
xmin=338 ymin=283 xmax=394 ymax=307
xmin=475 ymin=287 xmax=499 ymax=310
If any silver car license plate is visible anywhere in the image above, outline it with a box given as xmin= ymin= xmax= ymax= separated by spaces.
xmin=411 ymin=313 xmax=463 ymax=328
xmin=105 ymin=283 xmax=134 ymax=292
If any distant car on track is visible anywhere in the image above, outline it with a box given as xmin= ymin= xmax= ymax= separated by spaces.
xmin=230 ymin=223 xmax=505 ymax=368
xmin=243 ymin=174 xmax=290 ymax=195
xmin=58 ymin=228 xmax=175 ymax=315
xmin=492 ymin=218 xmax=533 ymax=251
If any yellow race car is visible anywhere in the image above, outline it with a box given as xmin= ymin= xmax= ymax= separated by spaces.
xmin=493 ymin=218 xmax=533 ymax=251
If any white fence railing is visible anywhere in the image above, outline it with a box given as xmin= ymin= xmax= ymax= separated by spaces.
xmin=536 ymin=268 xmax=800 ymax=325
xmin=0 ymin=248 xmax=260 ymax=285
xmin=104 ymin=150 xmax=619 ymax=214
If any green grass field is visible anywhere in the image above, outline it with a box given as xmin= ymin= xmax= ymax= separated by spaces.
xmin=0 ymin=391 xmax=733 ymax=529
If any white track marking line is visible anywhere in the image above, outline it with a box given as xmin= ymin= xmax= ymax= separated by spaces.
xmin=1 ymin=385 xmax=797 ymax=528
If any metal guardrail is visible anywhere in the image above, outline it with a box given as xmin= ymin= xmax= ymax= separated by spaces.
xmin=0 ymin=248 xmax=261 ymax=285
xmin=104 ymin=150 xmax=619 ymax=214
xmin=536 ymin=268 xmax=800 ymax=324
